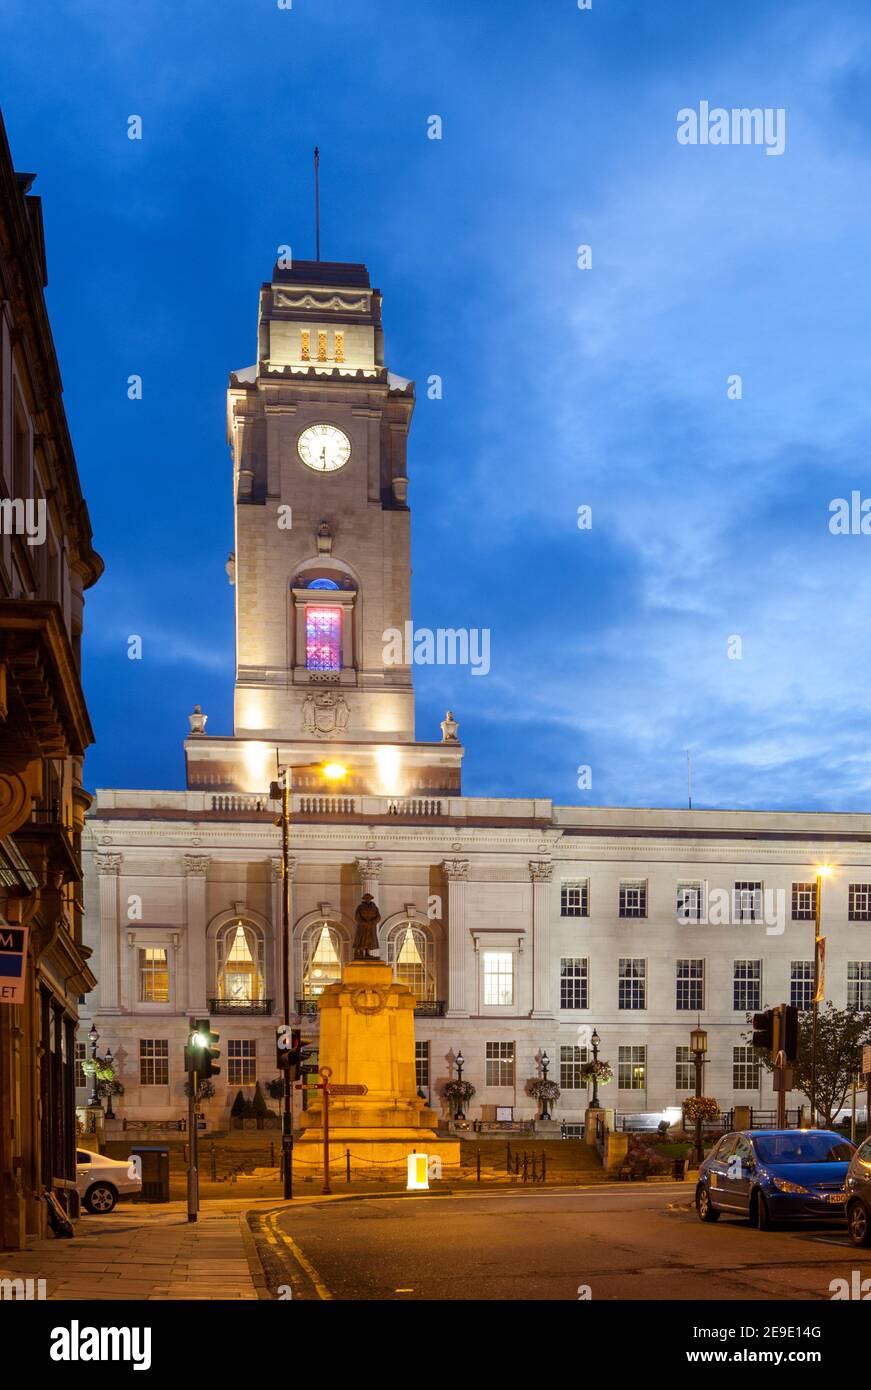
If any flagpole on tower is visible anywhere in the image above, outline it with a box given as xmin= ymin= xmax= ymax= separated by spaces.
xmin=314 ymin=146 xmax=321 ymax=261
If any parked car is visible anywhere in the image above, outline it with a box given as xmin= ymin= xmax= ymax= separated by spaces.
xmin=696 ymin=1129 xmax=855 ymax=1229
xmin=75 ymin=1149 xmax=142 ymax=1213
xmin=845 ymin=1134 xmax=871 ymax=1246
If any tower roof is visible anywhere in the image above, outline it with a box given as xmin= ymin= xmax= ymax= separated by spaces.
xmin=269 ymin=259 xmax=371 ymax=289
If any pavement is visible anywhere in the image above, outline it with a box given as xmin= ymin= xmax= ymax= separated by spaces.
xmin=0 ymin=1198 xmax=277 ymax=1300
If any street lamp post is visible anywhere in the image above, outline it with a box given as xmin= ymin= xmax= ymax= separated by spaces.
xmin=454 ymin=1052 xmax=466 ymax=1121
xmin=104 ymin=1048 xmax=115 ymax=1120
xmin=690 ymin=1024 xmax=708 ymax=1167
xmin=589 ymin=1029 xmax=601 ymax=1110
xmin=87 ymin=1024 xmax=100 ymax=1108
xmin=270 ymin=758 xmax=348 ymax=1200
xmin=540 ymin=1050 xmax=552 ymax=1121
xmin=811 ymin=866 xmax=832 ymax=1128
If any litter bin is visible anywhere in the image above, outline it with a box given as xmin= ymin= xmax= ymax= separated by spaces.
xmin=130 ymin=1144 xmax=170 ymax=1203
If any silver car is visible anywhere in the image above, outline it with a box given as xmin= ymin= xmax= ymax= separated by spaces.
xmin=75 ymin=1148 xmax=142 ymax=1213
xmin=845 ymin=1134 xmax=871 ymax=1247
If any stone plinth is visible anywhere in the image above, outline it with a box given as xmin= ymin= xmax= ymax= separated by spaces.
xmin=296 ymin=960 xmax=460 ymax=1172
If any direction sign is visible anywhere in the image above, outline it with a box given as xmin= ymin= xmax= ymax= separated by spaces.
xmin=328 ymin=1084 xmax=368 ymax=1097
xmin=0 ymin=923 xmax=28 ymax=1005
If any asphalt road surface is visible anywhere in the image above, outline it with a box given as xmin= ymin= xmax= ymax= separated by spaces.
xmin=253 ymin=1183 xmax=871 ymax=1301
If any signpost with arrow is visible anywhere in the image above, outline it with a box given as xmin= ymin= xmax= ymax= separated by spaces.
xmin=295 ymin=1067 xmax=367 ymax=1194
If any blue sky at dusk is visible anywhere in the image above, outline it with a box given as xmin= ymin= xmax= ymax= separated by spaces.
xmin=3 ymin=0 xmax=871 ymax=809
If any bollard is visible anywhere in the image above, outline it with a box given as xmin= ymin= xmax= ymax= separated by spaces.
xmin=346 ymin=1148 xmax=351 ymax=1183
xmin=531 ymin=1154 xmax=538 ymax=1183
xmin=541 ymin=1151 xmax=546 ymax=1183
xmin=476 ymin=1149 xmax=481 ymax=1183
xmin=522 ymin=1152 xmax=528 ymax=1183
xmin=210 ymin=1145 xmax=216 ymax=1181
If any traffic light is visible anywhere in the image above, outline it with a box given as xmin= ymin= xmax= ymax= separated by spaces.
xmin=186 ymin=1019 xmax=220 ymax=1080
xmin=276 ymin=1024 xmax=302 ymax=1076
xmin=780 ymin=1004 xmax=799 ymax=1064
xmin=751 ymin=1008 xmax=775 ymax=1053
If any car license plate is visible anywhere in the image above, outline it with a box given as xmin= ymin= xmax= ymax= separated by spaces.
xmin=825 ymin=1193 xmax=846 ymax=1204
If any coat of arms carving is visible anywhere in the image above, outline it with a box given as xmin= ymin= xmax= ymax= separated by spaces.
xmin=302 ymin=690 xmax=350 ymax=737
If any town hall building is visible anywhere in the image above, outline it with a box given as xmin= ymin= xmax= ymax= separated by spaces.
xmin=79 ymin=257 xmax=871 ymax=1133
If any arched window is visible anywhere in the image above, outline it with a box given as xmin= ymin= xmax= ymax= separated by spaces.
xmin=300 ymin=921 xmax=346 ymax=999
xmin=386 ymin=921 xmax=435 ymax=1003
xmin=216 ymin=921 xmax=265 ymax=1005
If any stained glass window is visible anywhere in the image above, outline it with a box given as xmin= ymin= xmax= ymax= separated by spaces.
xmin=306 ymin=606 xmax=342 ymax=670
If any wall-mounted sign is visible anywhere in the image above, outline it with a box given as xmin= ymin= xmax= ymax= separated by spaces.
xmin=0 ymin=922 xmax=27 ymax=1005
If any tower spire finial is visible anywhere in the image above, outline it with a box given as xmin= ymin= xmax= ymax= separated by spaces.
xmin=314 ymin=145 xmax=321 ymax=262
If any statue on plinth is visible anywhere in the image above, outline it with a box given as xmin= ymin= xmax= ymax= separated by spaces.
xmin=353 ymin=893 xmax=381 ymax=960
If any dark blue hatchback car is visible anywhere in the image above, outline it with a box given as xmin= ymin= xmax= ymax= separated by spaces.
xmin=696 ymin=1129 xmax=855 ymax=1229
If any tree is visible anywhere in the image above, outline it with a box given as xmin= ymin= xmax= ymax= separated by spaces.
xmin=251 ymin=1081 xmax=269 ymax=1124
xmin=750 ymin=1004 xmax=871 ymax=1126
xmin=230 ymin=1089 xmax=247 ymax=1119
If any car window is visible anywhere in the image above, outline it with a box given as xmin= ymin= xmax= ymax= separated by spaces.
xmin=712 ymin=1135 xmax=737 ymax=1161
xmin=753 ymin=1132 xmax=855 ymax=1164
xmin=76 ymin=1151 xmax=91 ymax=1163
xmin=734 ymin=1138 xmax=754 ymax=1165
xmin=856 ymin=1137 xmax=871 ymax=1164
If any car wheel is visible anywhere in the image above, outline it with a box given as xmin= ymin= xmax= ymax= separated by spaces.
xmin=752 ymin=1190 xmax=772 ymax=1231
xmin=84 ymin=1182 xmax=117 ymax=1214
xmin=848 ymin=1199 xmax=871 ymax=1248
xmin=696 ymin=1184 xmax=720 ymax=1222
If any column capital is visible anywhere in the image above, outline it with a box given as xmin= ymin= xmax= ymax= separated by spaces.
xmin=355 ymin=856 xmax=383 ymax=881
xmin=184 ymin=854 xmax=211 ymax=877
xmin=442 ymin=858 xmax=470 ymax=881
xmin=95 ymin=852 xmax=123 ymax=875
xmin=529 ymin=859 xmax=553 ymax=883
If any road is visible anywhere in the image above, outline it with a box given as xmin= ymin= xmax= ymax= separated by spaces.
xmin=250 ymin=1183 xmax=871 ymax=1301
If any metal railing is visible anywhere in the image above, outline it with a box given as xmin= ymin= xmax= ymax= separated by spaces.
xmin=208 ymin=997 xmax=274 ymax=1015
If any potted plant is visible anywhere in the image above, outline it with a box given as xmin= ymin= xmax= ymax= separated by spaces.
xmin=442 ymin=1079 xmax=476 ymax=1122
xmin=527 ymin=1078 xmax=561 ymax=1120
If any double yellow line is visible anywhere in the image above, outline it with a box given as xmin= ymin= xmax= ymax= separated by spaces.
xmin=262 ymin=1209 xmax=333 ymax=1301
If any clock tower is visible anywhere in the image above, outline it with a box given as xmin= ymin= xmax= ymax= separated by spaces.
xmin=184 ymin=257 xmax=463 ymax=799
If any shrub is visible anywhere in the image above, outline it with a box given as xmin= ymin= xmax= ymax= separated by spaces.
xmin=230 ymin=1089 xmax=246 ymax=1119
xmin=251 ymin=1082 xmax=269 ymax=1118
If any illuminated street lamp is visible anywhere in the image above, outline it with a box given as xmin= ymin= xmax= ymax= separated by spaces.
xmin=539 ymin=1050 xmax=552 ymax=1121
xmin=589 ymin=1028 xmax=602 ymax=1109
xmin=270 ymin=758 xmax=348 ymax=1200
xmin=454 ymin=1051 xmax=466 ymax=1121
xmin=87 ymin=1024 xmax=100 ymax=1108
xmin=811 ymin=864 xmax=834 ymax=1127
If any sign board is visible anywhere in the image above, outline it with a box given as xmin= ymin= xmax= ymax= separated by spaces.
xmin=328 ymin=1084 xmax=368 ymax=1097
xmin=495 ymin=1106 xmax=513 ymax=1122
xmin=0 ymin=923 xmax=28 ymax=1005
xmin=863 ymin=1045 xmax=871 ymax=1078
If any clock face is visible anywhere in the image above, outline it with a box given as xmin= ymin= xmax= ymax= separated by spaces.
xmin=297 ymin=423 xmax=351 ymax=473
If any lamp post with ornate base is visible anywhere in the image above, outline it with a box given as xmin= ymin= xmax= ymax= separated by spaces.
xmin=454 ymin=1052 xmax=466 ymax=1121
xmin=690 ymin=1024 xmax=708 ymax=1167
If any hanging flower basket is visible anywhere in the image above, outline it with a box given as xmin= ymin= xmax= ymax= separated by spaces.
xmin=82 ymin=1055 xmax=118 ymax=1084
xmin=683 ymin=1096 xmax=720 ymax=1123
xmin=442 ymin=1079 xmax=476 ymax=1106
xmin=580 ymin=1060 xmax=613 ymax=1087
xmin=527 ymin=1079 xmax=561 ymax=1104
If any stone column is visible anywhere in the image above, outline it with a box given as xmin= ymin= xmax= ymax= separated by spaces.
xmin=185 ymin=855 xmax=210 ymax=1014
xmin=443 ymin=859 xmax=470 ymax=1018
xmin=96 ymin=853 xmax=123 ymax=1014
xmin=355 ymin=857 xmax=382 ymax=909
xmin=529 ymin=860 xmax=554 ymax=1019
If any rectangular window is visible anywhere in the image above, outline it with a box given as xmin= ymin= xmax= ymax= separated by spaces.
xmin=74 ymin=1041 xmax=87 ymax=1089
xmin=849 ymin=885 xmax=871 ymax=922
xmin=675 ymin=1045 xmax=694 ymax=1091
xmin=619 ymin=881 xmax=647 ymax=918
xmin=138 ymin=947 xmax=169 ymax=1003
xmin=560 ymin=957 xmax=589 ymax=1010
xmin=228 ymin=1039 xmax=257 ymax=1086
xmin=485 ymin=1041 xmax=514 ymax=1087
xmin=848 ymin=961 xmax=871 ymax=1011
xmin=790 ymin=960 xmax=814 ymax=1010
xmin=677 ymin=882 xmax=704 ymax=923
xmin=733 ymin=881 xmax=763 ymax=923
xmin=317 ymin=330 xmax=327 ymax=362
xmin=618 ymin=958 xmax=646 ymax=1010
xmin=300 ymin=330 xmax=311 ymax=361
xmin=733 ymin=1044 xmax=760 ymax=1090
xmin=415 ymin=1041 xmax=429 ymax=1091
xmin=483 ymin=952 xmax=514 ymax=1008
xmin=139 ymin=1039 xmax=169 ymax=1086
xmin=560 ymin=882 xmax=589 ymax=917
xmin=305 ymin=606 xmax=342 ymax=671
xmin=733 ymin=959 xmax=761 ymax=1012
xmin=559 ymin=1044 xmax=588 ymax=1089
xmin=792 ymin=882 xmax=816 ymax=921
xmin=676 ymin=959 xmax=704 ymax=1011
xmin=618 ymin=1045 xmax=646 ymax=1090
xmin=334 ymin=330 xmax=345 ymax=363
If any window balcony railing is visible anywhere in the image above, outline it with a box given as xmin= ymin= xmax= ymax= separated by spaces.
xmin=296 ymin=998 xmax=321 ymax=1017
xmin=208 ymin=997 xmax=273 ymax=1016
xmin=414 ymin=1000 xmax=445 ymax=1017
